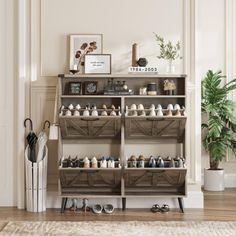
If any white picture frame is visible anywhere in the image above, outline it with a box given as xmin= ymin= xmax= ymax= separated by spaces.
xmin=69 ymin=34 xmax=103 ymax=70
xmin=84 ymin=54 xmax=111 ymax=74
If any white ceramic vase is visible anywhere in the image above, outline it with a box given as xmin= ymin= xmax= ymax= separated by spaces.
xmin=204 ymin=168 xmax=225 ymax=191
xmin=166 ymin=60 xmax=175 ymax=73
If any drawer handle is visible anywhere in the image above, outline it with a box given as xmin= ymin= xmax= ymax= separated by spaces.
xmin=80 ymin=170 xmax=99 ymax=173
xmin=146 ymin=118 xmax=165 ymax=121
xmin=80 ymin=118 xmax=100 ymax=121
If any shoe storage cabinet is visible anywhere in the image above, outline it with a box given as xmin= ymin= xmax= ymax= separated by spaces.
xmin=57 ymin=74 xmax=187 ymax=213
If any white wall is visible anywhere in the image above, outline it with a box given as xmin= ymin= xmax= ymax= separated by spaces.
xmin=197 ymin=0 xmax=236 ymax=185
xmin=0 ymin=0 xmax=17 ymax=206
xmin=41 ymin=0 xmax=183 ymax=76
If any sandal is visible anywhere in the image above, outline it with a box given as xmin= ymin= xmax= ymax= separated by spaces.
xmin=151 ymin=204 xmax=161 ymax=213
xmin=161 ymin=204 xmax=170 ymax=213
xmin=92 ymin=204 xmax=103 ymax=214
xmin=103 ymin=204 xmax=114 ymax=214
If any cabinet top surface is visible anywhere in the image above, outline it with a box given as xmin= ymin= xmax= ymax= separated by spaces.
xmin=60 ymin=95 xmax=186 ymax=98
xmin=59 ymin=73 xmax=187 ymax=78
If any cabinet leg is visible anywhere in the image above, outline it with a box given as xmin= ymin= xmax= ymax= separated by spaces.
xmin=178 ymin=197 xmax=184 ymax=213
xmin=64 ymin=198 xmax=68 ymax=211
xmin=61 ymin=198 xmax=67 ymax=213
xmin=122 ymin=198 xmax=126 ymax=211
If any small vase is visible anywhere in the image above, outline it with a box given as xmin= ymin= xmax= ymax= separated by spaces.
xmin=77 ymin=61 xmax=85 ymax=74
xmin=165 ymin=90 xmax=175 ymax=95
xmin=166 ymin=60 xmax=175 ymax=74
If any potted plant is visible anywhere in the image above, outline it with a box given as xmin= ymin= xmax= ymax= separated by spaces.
xmin=153 ymin=33 xmax=182 ymax=73
xmin=163 ymin=79 xmax=176 ymax=95
xmin=201 ymin=70 xmax=236 ymax=191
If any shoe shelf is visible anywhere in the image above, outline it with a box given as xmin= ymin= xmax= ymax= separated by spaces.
xmin=124 ymin=167 xmax=187 ymax=170
xmin=60 ymin=73 xmax=187 ymax=78
xmin=59 ymin=168 xmax=122 ymax=196
xmin=61 ymin=95 xmax=186 ymax=98
xmin=57 ymin=74 xmax=187 ymax=212
xmin=59 ymin=157 xmax=121 ymax=169
xmin=59 ymin=116 xmax=121 ymax=139
xmin=126 ymin=156 xmax=186 ymax=168
xmin=125 ymin=116 xmax=186 ymax=142
xmin=123 ymin=168 xmax=186 ymax=197
xmin=59 ymin=194 xmax=123 ymax=198
xmin=59 ymin=74 xmax=185 ymax=96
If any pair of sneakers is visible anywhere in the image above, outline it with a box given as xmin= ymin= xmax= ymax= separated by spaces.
xmin=151 ymin=204 xmax=169 ymax=213
xmin=92 ymin=204 xmax=114 ymax=214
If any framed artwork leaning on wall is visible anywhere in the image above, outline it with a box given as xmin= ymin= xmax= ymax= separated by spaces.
xmin=84 ymin=54 xmax=111 ymax=74
xmin=69 ymin=34 xmax=103 ymax=71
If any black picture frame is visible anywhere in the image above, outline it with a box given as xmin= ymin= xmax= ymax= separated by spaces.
xmin=68 ymin=82 xmax=82 ymax=95
xmin=84 ymin=81 xmax=98 ymax=95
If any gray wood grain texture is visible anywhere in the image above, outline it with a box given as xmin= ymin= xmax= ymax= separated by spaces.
xmin=57 ymin=74 xmax=187 ymax=198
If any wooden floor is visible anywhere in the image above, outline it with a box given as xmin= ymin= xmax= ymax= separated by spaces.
xmin=0 ymin=189 xmax=236 ymax=222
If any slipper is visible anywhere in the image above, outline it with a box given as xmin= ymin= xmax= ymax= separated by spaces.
xmin=161 ymin=204 xmax=170 ymax=213
xmin=103 ymin=204 xmax=114 ymax=214
xmin=92 ymin=204 xmax=103 ymax=214
xmin=151 ymin=204 xmax=161 ymax=213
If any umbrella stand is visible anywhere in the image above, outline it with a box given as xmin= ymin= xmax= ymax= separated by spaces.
xmin=24 ymin=118 xmax=49 ymax=212
xmin=25 ymin=145 xmax=48 ymax=212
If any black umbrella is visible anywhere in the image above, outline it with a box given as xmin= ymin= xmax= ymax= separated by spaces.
xmin=24 ymin=118 xmax=38 ymax=162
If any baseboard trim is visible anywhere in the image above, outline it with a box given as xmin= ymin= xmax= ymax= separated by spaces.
xmin=201 ymin=173 xmax=236 ymax=188
xmin=46 ymin=190 xmax=204 ymax=209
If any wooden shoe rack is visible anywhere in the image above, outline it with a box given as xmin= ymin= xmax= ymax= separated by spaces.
xmin=57 ymin=74 xmax=187 ymax=213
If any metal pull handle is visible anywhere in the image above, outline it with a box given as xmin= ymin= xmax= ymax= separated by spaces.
xmin=80 ymin=170 xmax=99 ymax=173
xmin=146 ymin=118 xmax=165 ymax=121
xmin=80 ymin=118 xmax=100 ymax=121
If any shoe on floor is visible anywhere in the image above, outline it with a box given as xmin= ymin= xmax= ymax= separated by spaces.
xmin=161 ymin=204 xmax=170 ymax=213
xmin=103 ymin=204 xmax=114 ymax=214
xmin=151 ymin=204 xmax=161 ymax=213
xmin=92 ymin=204 xmax=103 ymax=214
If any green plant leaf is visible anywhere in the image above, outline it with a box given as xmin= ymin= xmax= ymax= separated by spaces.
xmin=154 ymin=33 xmax=182 ymax=61
xmin=208 ymin=141 xmax=227 ymax=162
xmin=208 ymin=116 xmax=222 ymax=138
xmin=201 ymin=70 xmax=236 ymax=168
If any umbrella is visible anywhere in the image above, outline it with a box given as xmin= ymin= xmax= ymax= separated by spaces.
xmin=36 ymin=120 xmax=50 ymax=162
xmin=24 ymin=118 xmax=38 ymax=162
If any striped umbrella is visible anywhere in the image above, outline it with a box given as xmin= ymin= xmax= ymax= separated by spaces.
xmin=36 ymin=120 xmax=50 ymax=162
xmin=24 ymin=118 xmax=38 ymax=162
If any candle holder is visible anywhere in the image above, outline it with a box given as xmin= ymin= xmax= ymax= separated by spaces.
xmin=69 ymin=69 xmax=80 ymax=75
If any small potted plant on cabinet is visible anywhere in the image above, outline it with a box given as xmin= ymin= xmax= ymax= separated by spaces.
xmin=202 ymin=70 xmax=236 ymax=191
xmin=153 ymin=33 xmax=182 ymax=73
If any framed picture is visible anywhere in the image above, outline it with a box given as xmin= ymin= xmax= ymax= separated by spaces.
xmin=84 ymin=81 xmax=98 ymax=95
xmin=84 ymin=54 xmax=111 ymax=74
xmin=68 ymin=82 xmax=82 ymax=95
xmin=70 ymin=34 xmax=103 ymax=70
